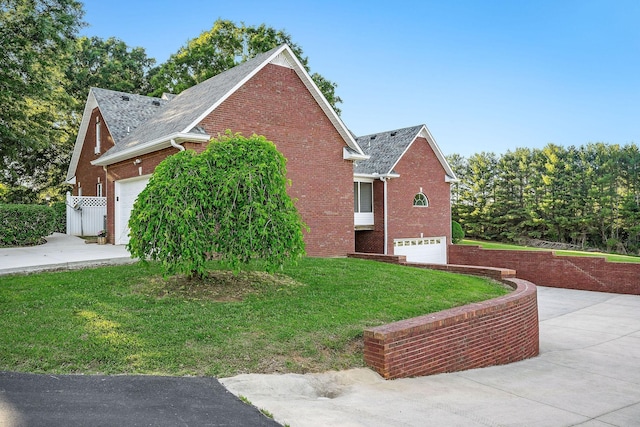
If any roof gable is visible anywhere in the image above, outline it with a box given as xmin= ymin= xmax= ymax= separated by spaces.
xmin=354 ymin=125 xmax=457 ymax=181
xmin=66 ymin=88 xmax=169 ymax=181
xmin=92 ymin=44 xmax=365 ymax=166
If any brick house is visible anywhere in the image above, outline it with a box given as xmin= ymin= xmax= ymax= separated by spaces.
xmin=353 ymin=125 xmax=457 ymax=263
xmin=66 ymin=44 xmax=456 ymax=261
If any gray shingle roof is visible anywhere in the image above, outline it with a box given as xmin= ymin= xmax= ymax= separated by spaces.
xmin=354 ymin=125 xmax=424 ymax=175
xmin=92 ymin=88 xmax=170 ymax=144
xmin=101 ymin=46 xmax=282 ymax=158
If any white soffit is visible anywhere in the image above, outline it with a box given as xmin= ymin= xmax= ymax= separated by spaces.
xmin=270 ymin=52 xmax=294 ymax=69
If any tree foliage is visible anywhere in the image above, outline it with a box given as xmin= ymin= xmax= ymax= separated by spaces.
xmin=146 ymin=19 xmax=343 ymax=113
xmin=0 ymin=8 xmax=342 ymax=203
xmin=448 ymin=142 xmax=640 ymax=254
xmin=0 ymin=0 xmax=84 ymax=202
xmin=66 ymin=36 xmax=156 ymax=104
xmin=127 ymin=132 xmax=307 ymax=278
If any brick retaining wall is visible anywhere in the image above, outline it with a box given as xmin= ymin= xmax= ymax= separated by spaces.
xmin=348 ymin=253 xmax=539 ymax=379
xmin=449 ymin=245 xmax=640 ymax=295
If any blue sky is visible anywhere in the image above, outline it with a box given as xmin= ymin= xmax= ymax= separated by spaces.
xmin=80 ymin=0 xmax=639 ymax=157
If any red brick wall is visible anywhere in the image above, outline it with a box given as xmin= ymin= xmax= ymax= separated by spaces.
xmin=386 ymin=137 xmax=452 ymax=256
xmin=96 ymin=63 xmax=354 ymax=255
xmin=364 ymin=277 xmax=539 ymax=379
xmin=348 ymin=252 xmax=517 ymax=281
xmin=449 ymin=245 xmax=640 ymax=295
xmin=73 ymin=108 xmax=113 ymax=196
xmin=196 ymin=63 xmax=355 ymax=256
xmin=104 ymin=146 xmax=183 ymax=243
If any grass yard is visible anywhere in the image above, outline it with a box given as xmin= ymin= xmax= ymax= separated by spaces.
xmin=0 ymin=257 xmax=509 ymax=377
xmin=461 ymin=239 xmax=640 ymax=263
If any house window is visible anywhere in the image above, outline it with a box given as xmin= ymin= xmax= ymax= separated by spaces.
xmin=96 ymin=182 xmax=103 ymax=197
xmin=354 ymin=181 xmax=373 ymax=213
xmin=413 ymin=192 xmax=429 ymax=207
xmin=95 ymin=116 xmax=101 ymax=154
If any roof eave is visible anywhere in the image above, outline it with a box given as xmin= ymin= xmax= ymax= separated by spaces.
xmin=344 ymin=147 xmax=370 ymax=161
xmin=91 ymin=132 xmax=211 ymax=166
xmin=354 ymin=172 xmax=401 ymax=180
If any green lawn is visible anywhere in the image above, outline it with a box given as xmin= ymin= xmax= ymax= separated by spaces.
xmin=461 ymin=239 xmax=640 ymax=263
xmin=0 ymin=257 xmax=508 ymax=377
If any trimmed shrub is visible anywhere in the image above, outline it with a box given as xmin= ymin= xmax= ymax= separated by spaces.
xmin=51 ymin=201 xmax=66 ymax=233
xmin=0 ymin=204 xmax=56 ymax=247
xmin=452 ymin=220 xmax=465 ymax=244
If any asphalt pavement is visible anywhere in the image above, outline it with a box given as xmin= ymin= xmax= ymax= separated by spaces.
xmin=0 ymin=372 xmax=279 ymax=427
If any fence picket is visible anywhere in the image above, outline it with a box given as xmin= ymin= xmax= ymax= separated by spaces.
xmin=66 ymin=192 xmax=107 ymax=237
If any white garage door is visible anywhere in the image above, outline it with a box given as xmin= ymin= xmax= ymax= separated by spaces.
xmin=393 ymin=236 xmax=447 ymax=264
xmin=114 ymin=175 xmax=150 ymax=245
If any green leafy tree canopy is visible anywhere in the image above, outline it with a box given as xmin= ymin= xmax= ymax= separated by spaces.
xmin=0 ymin=0 xmax=84 ymax=202
xmin=127 ymin=132 xmax=307 ymax=278
xmin=67 ymin=35 xmax=156 ymax=105
xmin=147 ymin=19 xmax=342 ymax=113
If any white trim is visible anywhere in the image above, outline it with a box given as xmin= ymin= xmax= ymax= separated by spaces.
xmin=66 ymin=90 xmax=98 ymax=181
xmin=344 ymin=147 xmax=370 ymax=161
xmin=91 ymin=132 xmax=210 ymax=166
xmin=387 ymin=125 xmax=457 ymax=182
xmin=270 ymin=51 xmax=294 ymax=68
xmin=183 ymin=44 xmax=366 ymax=159
xmin=95 ymin=117 xmax=101 ymax=154
xmin=354 ymin=172 xmax=400 ymax=180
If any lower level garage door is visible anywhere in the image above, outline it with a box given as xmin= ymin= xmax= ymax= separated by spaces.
xmin=114 ymin=175 xmax=150 ymax=245
xmin=393 ymin=236 xmax=447 ymax=264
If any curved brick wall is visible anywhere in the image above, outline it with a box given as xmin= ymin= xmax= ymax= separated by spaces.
xmin=363 ymin=276 xmax=539 ymax=379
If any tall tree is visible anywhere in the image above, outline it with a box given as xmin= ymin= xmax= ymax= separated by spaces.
xmin=147 ymin=19 xmax=343 ymax=113
xmin=66 ymin=36 xmax=156 ymax=105
xmin=450 ymin=142 xmax=640 ymax=254
xmin=457 ymin=152 xmax=498 ymax=239
xmin=0 ymin=0 xmax=84 ymax=202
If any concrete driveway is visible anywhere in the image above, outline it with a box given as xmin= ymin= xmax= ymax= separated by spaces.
xmin=0 ymin=233 xmax=134 ymax=276
xmin=221 ymin=286 xmax=640 ymax=427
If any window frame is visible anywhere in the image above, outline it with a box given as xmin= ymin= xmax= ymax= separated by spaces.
xmin=354 ymin=181 xmax=373 ymax=213
xmin=95 ymin=116 xmax=101 ymax=154
xmin=413 ymin=192 xmax=429 ymax=207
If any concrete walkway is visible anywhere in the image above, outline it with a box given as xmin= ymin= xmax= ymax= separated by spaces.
xmin=0 ymin=233 xmax=134 ymax=276
xmin=221 ymin=286 xmax=640 ymax=427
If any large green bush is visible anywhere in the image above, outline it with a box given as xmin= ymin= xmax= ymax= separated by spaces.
xmin=0 ymin=204 xmax=56 ymax=247
xmin=128 ymin=132 xmax=307 ymax=278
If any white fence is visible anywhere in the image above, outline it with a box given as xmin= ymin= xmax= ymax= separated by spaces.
xmin=66 ymin=192 xmax=107 ymax=236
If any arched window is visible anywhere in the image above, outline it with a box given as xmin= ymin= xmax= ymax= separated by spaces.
xmin=413 ymin=192 xmax=429 ymax=207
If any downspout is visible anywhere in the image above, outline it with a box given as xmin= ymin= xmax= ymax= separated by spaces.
xmin=170 ymin=138 xmax=185 ymax=151
xmin=382 ymin=177 xmax=389 ymax=255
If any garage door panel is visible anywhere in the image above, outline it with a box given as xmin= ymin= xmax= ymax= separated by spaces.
xmin=115 ymin=176 xmax=150 ymax=245
xmin=393 ymin=237 xmax=447 ymax=264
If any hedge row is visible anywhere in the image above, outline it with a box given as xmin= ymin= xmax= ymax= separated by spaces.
xmin=0 ymin=204 xmax=57 ymax=247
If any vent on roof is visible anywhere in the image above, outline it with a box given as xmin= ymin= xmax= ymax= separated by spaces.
xmin=121 ymin=95 xmax=130 ymax=101
xmin=370 ymin=135 xmax=376 ymax=140
xmin=152 ymin=100 xmax=160 ymax=106
xmin=390 ymin=132 xmax=397 ymax=137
